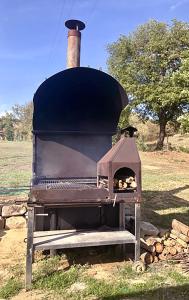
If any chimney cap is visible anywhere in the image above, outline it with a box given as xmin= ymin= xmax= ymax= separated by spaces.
xmin=65 ymin=19 xmax=85 ymax=31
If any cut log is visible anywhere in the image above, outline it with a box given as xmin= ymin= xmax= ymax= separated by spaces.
xmin=163 ymin=239 xmax=176 ymax=247
xmin=170 ymin=233 xmax=188 ymax=248
xmin=140 ymin=252 xmax=154 ymax=264
xmin=172 ymin=219 xmax=189 ymax=237
xmin=171 ymin=229 xmax=189 ymax=243
xmin=154 ymin=242 xmax=164 ymax=254
xmin=122 ymin=182 xmax=127 ymax=189
xmin=130 ymin=181 xmax=137 ymax=188
xmin=145 ymin=236 xmax=162 ymax=244
xmin=158 ymin=248 xmax=169 ymax=260
xmin=175 ymin=244 xmax=183 ymax=253
xmin=140 ymin=238 xmax=156 ymax=253
xmin=159 ymin=253 xmax=166 ymax=261
xmin=166 ymin=254 xmax=173 ymax=260
xmin=154 ymin=256 xmax=159 ymax=263
xmin=169 ymin=246 xmax=177 ymax=256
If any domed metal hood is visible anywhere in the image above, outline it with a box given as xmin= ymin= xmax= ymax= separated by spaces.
xmin=33 ymin=67 xmax=128 ymax=134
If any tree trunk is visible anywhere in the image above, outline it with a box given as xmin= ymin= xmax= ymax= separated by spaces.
xmin=156 ymin=120 xmax=166 ymax=150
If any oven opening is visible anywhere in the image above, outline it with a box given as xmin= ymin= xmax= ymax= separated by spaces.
xmin=113 ymin=167 xmax=137 ymax=193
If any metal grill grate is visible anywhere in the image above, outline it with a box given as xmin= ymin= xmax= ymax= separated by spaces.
xmin=36 ymin=178 xmax=97 ymax=190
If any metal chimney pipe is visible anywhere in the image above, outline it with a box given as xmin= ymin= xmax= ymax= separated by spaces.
xmin=65 ymin=19 xmax=85 ymax=68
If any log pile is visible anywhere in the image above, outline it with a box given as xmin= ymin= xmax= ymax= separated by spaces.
xmin=140 ymin=219 xmax=189 ymax=264
xmin=113 ymin=176 xmax=137 ymax=191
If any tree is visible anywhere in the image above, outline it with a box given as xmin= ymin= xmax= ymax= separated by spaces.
xmin=12 ymin=101 xmax=33 ymax=140
xmin=107 ymin=20 xmax=189 ymax=149
xmin=0 ymin=113 xmax=15 ymax=141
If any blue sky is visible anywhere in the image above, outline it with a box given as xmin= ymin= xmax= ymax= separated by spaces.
xmin=0 ymin=0 xmax=189 ymax=115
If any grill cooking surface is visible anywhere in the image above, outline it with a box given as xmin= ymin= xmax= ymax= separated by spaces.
xmin=36 ymin=178 xmax=97 ymax=190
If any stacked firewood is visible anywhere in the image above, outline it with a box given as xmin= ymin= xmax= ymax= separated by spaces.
xmin=113 ymin=176 xmax=137 ymax=191
xmin=140 ymin=219 xmax=189 ymax=265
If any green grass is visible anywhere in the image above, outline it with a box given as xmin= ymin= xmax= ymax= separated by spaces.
xmin=0 ymin=141 xmax=32 ymax=198
xmin=0 ymin=278 xmax=22 ymax=299
xmin=28 ymin=259 xmax=189 ymax=299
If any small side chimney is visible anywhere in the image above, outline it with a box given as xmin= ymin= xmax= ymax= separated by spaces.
xmin=65 ymin=19 xmax=85 ymax=68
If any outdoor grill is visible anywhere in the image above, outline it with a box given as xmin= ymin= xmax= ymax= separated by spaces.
xmin=26 ymin=19 xmax=141 ymax=289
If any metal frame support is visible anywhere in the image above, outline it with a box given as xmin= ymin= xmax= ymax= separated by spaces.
xmin=134 ymin=203 xmax=140 ymax=261
xmin=119 ymin=202 xmax=126 ymax=258
xmin=119 ymin=202 xmax=125 ymax=230
xmin=50 ymin=210 xmax=57 ymax=257
xmin=25 ymin=207 xmax=34 ymax=290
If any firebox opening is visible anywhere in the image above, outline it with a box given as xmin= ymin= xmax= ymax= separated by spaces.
xmin=113 ymin=167 xmax=137 ymax=193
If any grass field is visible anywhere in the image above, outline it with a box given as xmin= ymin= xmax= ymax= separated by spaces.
xmin=0 ymin=141 xmax=189 ymax=299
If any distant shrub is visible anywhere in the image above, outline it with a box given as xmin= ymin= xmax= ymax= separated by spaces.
xmin=178 ymin=113 xmax=189 ymax=134
xmin=178 ymin=146 xmax=189 ymax=153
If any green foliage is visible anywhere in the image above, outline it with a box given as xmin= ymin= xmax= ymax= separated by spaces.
xmin=107 ymin=19 xmax=189 ymax=149
xmin=0 ymin=278 xmax=22 ymax=299
xmin=35 ymin=256 xmax=61 ymax=279
xmin=12 ymin=101 xmax=33 ymax=140
xmin=0 ymin=101 xmax=33 ymax=141
xmin=0 ymin=113 xmax=15 ymax=141
xmin=178 ymin=113 xmax=189 ymax=133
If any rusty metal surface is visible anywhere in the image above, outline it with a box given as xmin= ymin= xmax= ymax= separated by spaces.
xmin=31 ymin=186 xmax=109 ymax=204
xmin=65 ymin=19 xmax=85 ymax=68
xmin=97 ymin=136 xmax=141 ymax=201
xmin=67 ymin=29 xmax=81 ymax=68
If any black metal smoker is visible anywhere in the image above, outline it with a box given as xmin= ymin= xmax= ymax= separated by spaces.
xmin=26 ymin=20 xmax=141 ymax=289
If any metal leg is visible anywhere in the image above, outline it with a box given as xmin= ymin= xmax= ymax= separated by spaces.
xmin=119 ymin=202 xmax=126 ymax=259
xmin=50 ymin=210 xmax=57 ymax=257
xmin=119 ymin=202 xmax=125 ymax=230
xmin=26 ymin=207 xmax=34 ymax=290
xmin=135 ymin=203 xmax=140 ymax=261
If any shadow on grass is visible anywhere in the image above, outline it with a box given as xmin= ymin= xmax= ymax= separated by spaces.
xmin=58 ymin=244 xmax=129 ymax=266
xmin=142 ymin=185 xmax=189 ymax=228
xmin=101 ymin=283 xmax=189 ymax=300
xmin=0 ymin=187 xmax=30 ymax=197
